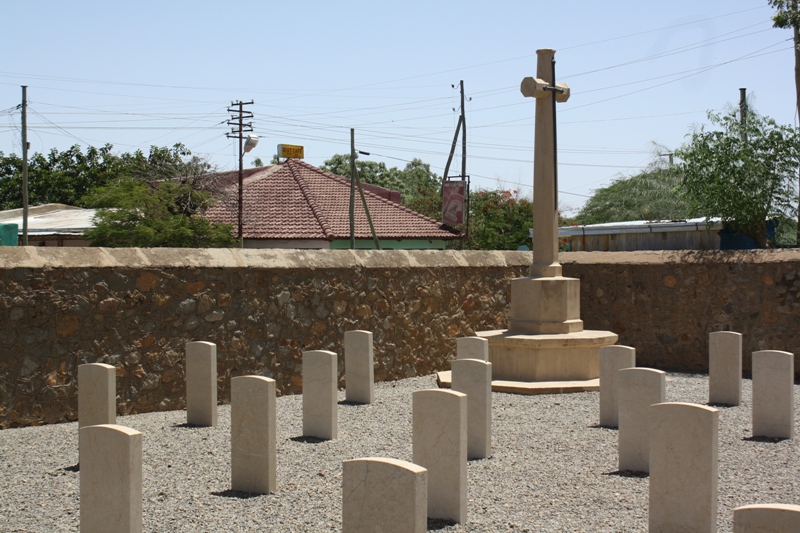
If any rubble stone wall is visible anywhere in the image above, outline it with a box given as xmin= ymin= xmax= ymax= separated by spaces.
xmin=1 ymin=247 xmax=798 ymax=428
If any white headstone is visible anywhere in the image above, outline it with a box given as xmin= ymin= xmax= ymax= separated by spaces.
xmin=342 ymin=457 xmax=427 ymax=533
xmin=79 ymin=424 xmax=142 ymax=533
xmin=231 ymin=376 xmax=276 ymax=494
xmin=186 ymin=341 xmax=217 ymax=427
xmin=412 ymin=389 xmax=467 ymax=524
xmin=752 ymin=350 xmax=794 ymax=439
xmin=708 ymin=331 xmax=742 ymax=406
xmin=456 ymin=336 xmax=489 ymax=361
xmin=78 ymin=363 xmax=116 ymax=429
xmin=649 ymin=402 xmax=718 ymax=533
xmin=618 ymin=367 xmax=665 ymax=473
xmin=303 ymin=350 xmax=338 ymax=440
xmin=733 ymin=503 xmax=800 ymax=532
xmin=451 ymin=358 xmax=492 ymax=459
xmin=599 ymin=345 xmax=635 ymax=428
xmin=345 ymin=330 xmax=374 ymax=404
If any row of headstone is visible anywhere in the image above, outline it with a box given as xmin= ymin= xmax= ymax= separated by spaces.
xmin=600 ymin=335 xmax=796 ymax=445
xmin=598 ymin=335 xmax=796 ymax=532
xmin=75 ymin=331 xmax=375 ymax=529
xmin=451 ymin=336 xmax=492 ymax=460
xmin=342 ymin=337 xmax=489 ymax=529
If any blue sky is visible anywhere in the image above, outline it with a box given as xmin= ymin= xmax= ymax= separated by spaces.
xmin=0 ymin=1 xmax=794 ymax=215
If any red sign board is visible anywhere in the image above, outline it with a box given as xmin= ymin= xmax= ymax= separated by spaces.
xmin=442 ymin=180 xmax=466 ymax=225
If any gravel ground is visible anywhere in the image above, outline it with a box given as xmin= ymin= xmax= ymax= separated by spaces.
xmin=1 ymin=372 xmax=799 ymax=532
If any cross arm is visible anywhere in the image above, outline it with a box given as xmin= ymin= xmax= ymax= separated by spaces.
xmin=520 ymin=77 xmax=570 ymax=102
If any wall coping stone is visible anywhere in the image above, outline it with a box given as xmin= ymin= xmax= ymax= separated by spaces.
xmin=1 ymin=247 xmax=799 ymax=270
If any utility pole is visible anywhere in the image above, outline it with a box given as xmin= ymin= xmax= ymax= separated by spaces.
xmin=460 ymin=80 xmax=466 ymax=186
xmin=350 ymin=128 xmax=356 ymax=249
xmin=739 ymin=87 xmax=748 ymax=141
xmin=443 ymin=81 xmax=467 ymax=184
xmin=226 ymin=100 xmax=254 ymax=244
xmin=442 ymin=81 xmax=471 ymax=238
xmin=21 ymin=86 xmax=28 ymax=246
xmin=349 ymin=129 xmax=381 ymax=250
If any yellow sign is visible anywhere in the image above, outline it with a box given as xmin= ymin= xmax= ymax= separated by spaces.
xmin=277 ymin=144 xmax=304 ymax=159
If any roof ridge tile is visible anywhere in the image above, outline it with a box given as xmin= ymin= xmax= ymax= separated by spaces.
xmin=286 ymin=160 xmax=335 ymax=241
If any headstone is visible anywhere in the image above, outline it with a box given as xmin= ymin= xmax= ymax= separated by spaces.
xmin=79 ymin=424 xmax=142 ymax=533
xmin=231 ymin=376 xmax=276 ymax=494
xmin=451 ymin=358 xmax=492 ymax=459
xmin=412 ymin=389 xmax=467 ymax=524
xmin=649 ymin=402 xmax=718 ymax=533
xmin=733 ymin=503 xmax=800 ymax=532
xmin=78 ymin=363 xmax=116 ymax=430
xmin=752 ymin=350 xmax=794 ymax=439
xmin=344 ymin=330 xmax=374 ymax=404
xmin=708 ymin=331 xmax=742 ymax=405
xmin=303 ymin=350 xmax=338 ymax=440
xmin=342 ymin=457 xmax=427 ymax=533
xmin=186 ymin=341 xmax=217 ymax=427
xmin=617 ymin=367 xmax=665 ymax=473
xmin=599 ymin=345 xmax=635 ymax=428
xmin=456 ymin=336 xmax=489 ymax=361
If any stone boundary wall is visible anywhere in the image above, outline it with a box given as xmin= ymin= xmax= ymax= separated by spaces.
xmin=1 ymin=247 xmax=798 ymax=428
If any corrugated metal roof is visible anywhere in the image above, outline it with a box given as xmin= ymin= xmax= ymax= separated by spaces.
xmin=556 ymin=217 xmax=723 ymax=237
xmin=0 ymin=204 xmax=98 ymax=235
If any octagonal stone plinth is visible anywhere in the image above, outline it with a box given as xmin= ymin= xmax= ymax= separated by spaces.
xmin=477 ymin=329 xmax=618 ymax=382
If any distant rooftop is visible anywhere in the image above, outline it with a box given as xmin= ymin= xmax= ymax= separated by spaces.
xmin=0 ymin=204 xmax=98 ymax=236
xmin=557 ymin=217 xmax=723 ymax=236
xmin=204 ymin=159 xmax=461 ymax=241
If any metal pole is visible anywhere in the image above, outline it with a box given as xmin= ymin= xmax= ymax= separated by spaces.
xmin=551 ymin=58 xmax=559 ymax=212
xmin=350 ymin=128 xmax=356 ymax=249
xmin=21 ymin=86 xmax=28 ymax=246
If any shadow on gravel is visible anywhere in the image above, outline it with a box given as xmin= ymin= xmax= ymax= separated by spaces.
xmin=290 ymin=436 xmax=328 ymax=444
xmin=171 ymin=423 xmax=206 ymax=429
xmin=707 ymin=402 xmax=737 ymax=409
xmin=603 ymin=470 xmax=649 ymax=478
xmin=338 ymin=400 xmax=367 ymax=406
xmin=211 ymin=489 xmax=264 ymax=500
xmin=742 ymin=436 xmax=788 ymax=443
xmin=63 ymin=464 xmax=80 ymax=473
xmin=428 ymin=518 xmax=456 ymax=530
xmin=588 ymin=424 xmax=616 ymax=430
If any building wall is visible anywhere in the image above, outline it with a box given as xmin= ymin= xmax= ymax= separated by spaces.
xmin=1 ymin=247 xmax=799 ymax=428
xmin=567 ymin=229 xmax=721 ymax=251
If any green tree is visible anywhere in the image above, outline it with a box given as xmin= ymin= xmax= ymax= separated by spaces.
xmin=676 ymin=109 xmax=800 ymax=247
xmin=320 ymin=154 xmax=441 ymax=219
xmin=82 ymin=144 xmax=237 ymax=248
xmin=769 ymin=1 xmax=800 ymax=120
xmin=466 ymin=189 xmax=534 ymax=250
xmin=575 ymin=164 xmax=690 ymax=225
xmin=0 ymin=144 xmax=123 ymax=209
xmin=84 ymin=181 xmax=236 ymax=247
xmin=769 ymin=0 xmax=800 ymax=242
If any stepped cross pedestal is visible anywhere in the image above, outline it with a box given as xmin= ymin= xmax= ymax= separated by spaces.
xmin=475 ymin=49 xmax=617 ymax=394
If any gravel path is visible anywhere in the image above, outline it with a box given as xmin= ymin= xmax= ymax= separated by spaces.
xmin=1 ymin=372 xmax=799 ymax=532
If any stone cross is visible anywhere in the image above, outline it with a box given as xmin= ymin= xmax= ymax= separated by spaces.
xmin=521 ymin=49 xmax=570 ymax=278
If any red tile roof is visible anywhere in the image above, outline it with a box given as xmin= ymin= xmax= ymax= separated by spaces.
xmin=204 ymin=159 xmax=462 ymax=241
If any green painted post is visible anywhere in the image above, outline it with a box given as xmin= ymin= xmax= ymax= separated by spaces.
xmin=0 ymin=223 xmax=19 ymax=246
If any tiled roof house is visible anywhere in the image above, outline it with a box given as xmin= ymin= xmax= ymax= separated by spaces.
xmin=203 ymin=159 xmax=462 ymax=249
